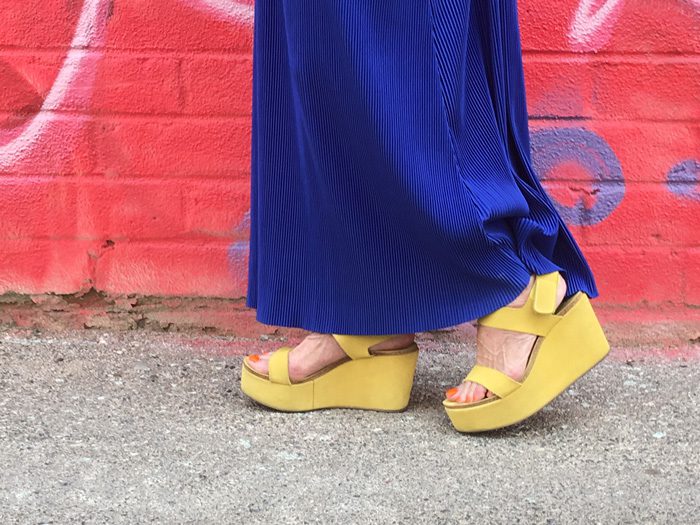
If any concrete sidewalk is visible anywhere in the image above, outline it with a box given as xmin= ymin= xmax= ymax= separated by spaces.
xmin=0 ymin=328 xmax=698 ymax=524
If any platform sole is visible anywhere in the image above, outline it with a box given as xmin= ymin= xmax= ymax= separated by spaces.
xmin=443 ymin=293 xmax=610 ymax=433
xmin=241 ymin=344 xmax=419 ymax=412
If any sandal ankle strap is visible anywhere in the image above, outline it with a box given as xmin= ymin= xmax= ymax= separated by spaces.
xmin=331 ymin=334 xmax=402 ymax=360
xmin=532 ymin=271 xmax=560 ymax=314
xmin=477 ymin=272 xmax=563 ymax=337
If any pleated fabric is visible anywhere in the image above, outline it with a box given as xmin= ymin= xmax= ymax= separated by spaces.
xmin=245 ymin=0 xmax=598 ymax=335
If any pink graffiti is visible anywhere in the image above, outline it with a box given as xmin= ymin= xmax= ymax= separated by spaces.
xmin=569 ymin=0 xmax=700 ymax=51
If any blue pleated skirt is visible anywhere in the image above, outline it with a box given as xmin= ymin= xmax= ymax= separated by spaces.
xmin=245 ymin=0 xmax=598 ymax=335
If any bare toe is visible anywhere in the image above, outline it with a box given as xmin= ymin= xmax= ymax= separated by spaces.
xmin=450 ymin=274 xmax=567 ymax=407
xmin=462 ymin=382 xmax=476 ymax=403
xmin=470 ymin=382 xmax=487 ymax=402
xmin=445 ymin=386 xmax=459 ymax=401
xmin=447 ymin=380 xmax=489 ymax=404
xmin=246 ymin=354 xmax=269 ymax=375
xmin=451 ymin=383 xmax=465 ymax=403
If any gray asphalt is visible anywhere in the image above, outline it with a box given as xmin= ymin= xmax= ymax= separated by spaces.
xmin=0 ymin=327 xmax=698 ymax=524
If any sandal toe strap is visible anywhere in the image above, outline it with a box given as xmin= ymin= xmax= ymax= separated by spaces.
xmin=463 ymin=365 xmax=521 ymax=399
xmin=268 ymin=347 xmax=293 ymax=385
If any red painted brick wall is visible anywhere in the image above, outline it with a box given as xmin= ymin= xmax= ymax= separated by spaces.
xmin=0 ymin=1 xmax=698 ymax=327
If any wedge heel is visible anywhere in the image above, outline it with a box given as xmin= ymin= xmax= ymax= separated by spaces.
xmin=443 ymin=274 xmax=610 ymax=433
xmin=241 ymin=337 xmax=419 ymax=412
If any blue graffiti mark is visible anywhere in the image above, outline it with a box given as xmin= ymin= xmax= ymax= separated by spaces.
xmin=666 ymin=159 xmax=700 ymax=201
xmin=227 ymin=209 xmax=251 ymax=279
xmin=530 ymin=127 xmax=625 ymax=226
xmin=232 ymin=208 xmax=251 ymax=235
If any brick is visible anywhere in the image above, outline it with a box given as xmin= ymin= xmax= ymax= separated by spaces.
xmin=584 ymin=247 xmax=683 ymax=305
xmin=543 ymin=182 xmax=700 ymax=248
xmin=520 ymin=0 xmax=700 ymax=53
xmin=181 ymin=56 xmax=252 ymax=116
xmin=75 ymin=54 xmax=181 ymax=114
xmin=525 ymin=56 xmax=700 ymax=120
xmin=0 ymin=51 xmax=144 ymax=115
xmin=530 ymin=121 xmax=700 ymax=184
xmin=0 ymin=52 xmax=182 ymax=116
xmin=77 ymin=179 xmax=186 ymax=240
xmin=91 ymin=116 xmax=251 ymax=177
xmin=105 ymin=0 xmax=252 ymax=52
xmin=0 ymin=177 xmax=187 ymax=240
xmin=680 ymin=249 xmax=700 ymax=305
xmin=0 ymin=239 xmax=96 ymax=294
xmin=594 ymin=4 xmax=700 ymax=54
xmin=0 ymin=114 xmax=98 ymax=175
xmin=0 ymin=53 xmax=63 ymax=114
xmin=0 ymin=0 xmax=698 ymax=316
xmin=94 ymin=242 xmax=245 ymax=297
xmin=524 ymin=59 xmax=700 ymax=121
xmin=0 ymin=176 xmax=78 ymax=239
xmin=592 ymin=62 xmax=700 ymax=121
xmin=0 ymin=52 xmax=180 ymax=116
xmin=0 ymin=2 xmax=79 ymax=48
xmin=0 ymin=1 xmax=253 ymax=52
xmin=181 ymin=179 xmax=250 ymax=238
xmin=523 ymin=59 xmax=596 ymax=118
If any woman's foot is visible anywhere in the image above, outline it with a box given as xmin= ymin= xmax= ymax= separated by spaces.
xmin=445 ymin=273 xmax=568 ymax=403
xmin=246 ymin=332 xmax=416 ymax=382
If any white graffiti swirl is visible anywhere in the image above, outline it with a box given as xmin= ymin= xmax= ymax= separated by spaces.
xmin=570 ymin=0 xmax=699 ymax=51
xmin=192 ymin=0 xmax=254 ymax=24
xmin=0 ymin=0 xmax=109 ymax=169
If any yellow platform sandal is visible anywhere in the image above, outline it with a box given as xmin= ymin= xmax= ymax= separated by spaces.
xmin=443 ymin=271 xmax=610 ymax=433
xmin=240 ymin=334 xmax=419 ymax=412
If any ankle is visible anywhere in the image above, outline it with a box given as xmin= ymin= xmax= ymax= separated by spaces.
xmin=508 ymin=275 xmax=535 ymax=308
xmin=508 ymin=273 xmax=568 ymax=309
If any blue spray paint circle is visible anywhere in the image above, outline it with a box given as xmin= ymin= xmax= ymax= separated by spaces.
xmin=530 ymin=127 xmax=625 ymax=226
xmin=666 ymin=159 xmax=700 ymax=201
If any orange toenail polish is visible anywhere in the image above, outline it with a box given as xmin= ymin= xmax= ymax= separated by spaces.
xmin=446 ymin=387 xmax=458 ymax=398
xmin=248 ymin=354 xmax=260 ymax=362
